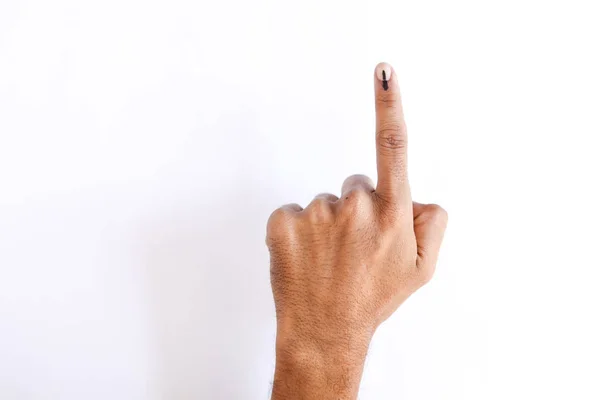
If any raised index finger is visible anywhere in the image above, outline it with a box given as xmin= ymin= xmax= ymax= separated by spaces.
xmin=373 ymin=62 xmax=411 ymax=208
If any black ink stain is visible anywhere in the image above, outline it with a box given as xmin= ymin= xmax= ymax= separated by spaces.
xmin=382 ymin=70 xmax=389 ymax=91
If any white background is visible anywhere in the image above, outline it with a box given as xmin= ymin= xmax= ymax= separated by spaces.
xmin=1 ymin=0 xmax=599 ymax=399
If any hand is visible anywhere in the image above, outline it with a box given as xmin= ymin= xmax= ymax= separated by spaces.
xmin=266 ymin=62 xmax=448 ymax=400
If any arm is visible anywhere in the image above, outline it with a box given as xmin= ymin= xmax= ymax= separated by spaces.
xmin=266 ymin=62 xmax=448 ymax=400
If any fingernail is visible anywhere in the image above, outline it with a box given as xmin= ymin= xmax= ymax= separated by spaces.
xmin=375 ymin=62 xmax=392 ymax=91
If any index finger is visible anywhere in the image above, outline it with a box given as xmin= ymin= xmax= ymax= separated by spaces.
xmin=373 ymin=62 xmax=411 ymax=208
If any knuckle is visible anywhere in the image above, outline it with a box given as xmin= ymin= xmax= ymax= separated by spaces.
xmin=266 ymin=208 xmax=296 ymax=242
xmin=376 ymin=122 xmax=407 ymax=151
xmin=344 ymin=188 xmax=369 ymax=202
xmin=267 ymin=208 xmax=287 ymax=227
xmin=315 ymin=193 xmax=338 ymax=202
xmin=348 ymin=173 xmax=368 ymax=180
xmin=344 ymin=174 xmax=371 ymax=185
xmin=307 ymin=198 xmax=333 ymax=223
xmin=416 ymin=265 xmax=436 ymax=286
xmin=343 ymin=189 xmax=371 ymax=208
xmin=376 ymin=92 xmax=398 ymax=109
xmin=341 ymin=189 xmax=373 ymax=221
xmin=435 ymin=205 xmax=449 ymax=222
xmin=342 ymin=174 xmax=375 ymax=195
xmin=426 ymin=204 xmax=448 ymax=224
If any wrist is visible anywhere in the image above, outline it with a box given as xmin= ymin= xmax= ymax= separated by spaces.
xmin=272 ymin=327 xmax=372 ymax=400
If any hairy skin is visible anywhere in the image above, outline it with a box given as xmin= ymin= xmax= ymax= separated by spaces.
xmin=267 ymin=62 xmax=448 ymax=400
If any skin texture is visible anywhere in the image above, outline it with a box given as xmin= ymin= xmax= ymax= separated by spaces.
xmin=266 ymin=62 xmax=448 ymax=400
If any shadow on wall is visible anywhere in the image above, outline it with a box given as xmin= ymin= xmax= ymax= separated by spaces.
xmin=141 ymin=186 xmax=278 ymax=399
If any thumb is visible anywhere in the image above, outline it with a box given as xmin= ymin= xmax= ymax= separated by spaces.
xmin=413 ymin=202 xmax=448 ymax=280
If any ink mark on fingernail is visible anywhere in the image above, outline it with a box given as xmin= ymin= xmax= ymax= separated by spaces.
xmin=382 ymin=70 xmax=389 ymax=91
